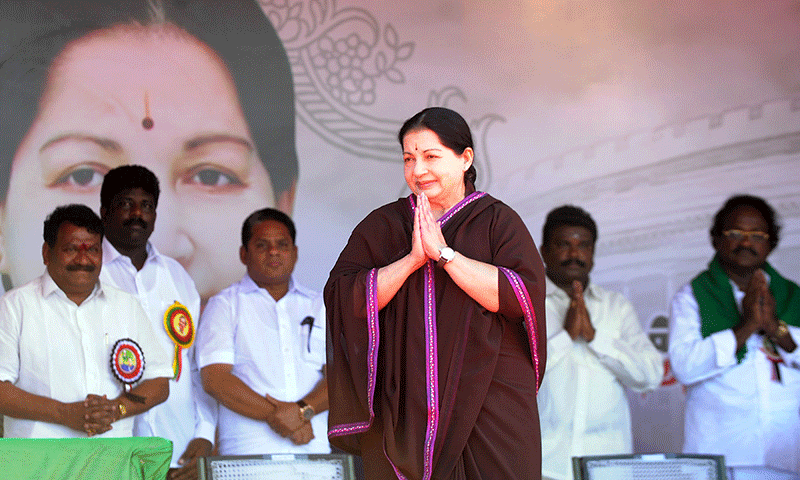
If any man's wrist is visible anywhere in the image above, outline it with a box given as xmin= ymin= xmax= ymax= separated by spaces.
xmin=584 ymin=325 xmax=596 ymax=342
xmin=734 ymin=316 xmax=759 ymax=337
xmin=57 ymin=400 xmax=76 ymax=429
xmin=263 ymin=402 xmax=277 ymax=423
xmin=116 ymin=401 xmax=127 ymax=421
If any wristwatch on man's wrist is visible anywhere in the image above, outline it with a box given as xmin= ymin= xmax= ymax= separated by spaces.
xmin=437 ymin=246 xmax=455 ymax=268
xmin=774 ymin=319 xmax=790 ymax=340
xmin=297 ymin=400 xmax=315 ymax=421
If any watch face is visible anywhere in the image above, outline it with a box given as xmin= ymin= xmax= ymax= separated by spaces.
xmin=437 ymin=247 xmax=455 ymax=267
xmin=301 ymin=406 xmax=314 ymax=420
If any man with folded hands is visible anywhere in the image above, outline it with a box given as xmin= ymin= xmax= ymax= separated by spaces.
xmin=669 ymin=194 xmax=800 ymax=472
xmin=0 ymin=204 xmax=170 ymax=438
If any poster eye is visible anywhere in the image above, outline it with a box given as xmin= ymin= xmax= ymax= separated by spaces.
xmin=52 ymin=166 xmax=106 ymax=190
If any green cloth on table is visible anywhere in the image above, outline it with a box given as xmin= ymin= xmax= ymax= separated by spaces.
xmin=0 ymin=437 xmax=172 ymax=480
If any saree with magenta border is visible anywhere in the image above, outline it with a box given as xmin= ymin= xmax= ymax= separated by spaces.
xmin=325 ymin=190 xmax=546 ymax=480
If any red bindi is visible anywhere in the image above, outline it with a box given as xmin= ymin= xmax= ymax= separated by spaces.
xmin=142 ymin=91 xmax=154 ymax=130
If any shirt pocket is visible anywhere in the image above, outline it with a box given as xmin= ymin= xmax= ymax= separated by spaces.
xmin=300 ymin=324 xmax=325 ymax=368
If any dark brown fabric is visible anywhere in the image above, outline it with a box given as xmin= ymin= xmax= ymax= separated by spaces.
xmin=325 ymin=193 xmax=546 ymax=480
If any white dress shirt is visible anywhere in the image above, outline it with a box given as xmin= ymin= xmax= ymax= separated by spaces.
xmin=100 ymin=239 xmax=216 ymax=467
xmin=196 ymin=274 xmax=329 ymax=455
xmin=669 ymin=281 xmax=800 ymax=471
xmin=539 ymin=277 xmax=664 ymax=480
xmin=0 ymin=272 xmax=172 ymax=438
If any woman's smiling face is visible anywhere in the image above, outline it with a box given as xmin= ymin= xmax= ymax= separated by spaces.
xmin=402 ymin=128 xmax=472 ymax=212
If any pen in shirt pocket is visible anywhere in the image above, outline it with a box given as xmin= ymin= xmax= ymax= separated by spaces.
xmin=301 ymin=316 xmax=314 ymax=353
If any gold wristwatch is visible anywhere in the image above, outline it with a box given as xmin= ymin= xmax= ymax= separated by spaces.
xmin=297 ymin=400 xmax=314 ymax=421
xmin=774 ymin=319 xmax=790 ymax=340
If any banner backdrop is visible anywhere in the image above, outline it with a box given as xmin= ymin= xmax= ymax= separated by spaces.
xmin=2 ymin=0 xmax=799 ymax=455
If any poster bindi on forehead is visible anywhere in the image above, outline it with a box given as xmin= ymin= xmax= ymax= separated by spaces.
xmin=110 ymin=338 xmax=146 ymax=403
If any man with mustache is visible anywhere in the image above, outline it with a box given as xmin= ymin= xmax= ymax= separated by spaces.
xmin=669 ymin=195 xmax=800 ymax=472
xmin=0 ymin=204 xmax=171 ymax=438
xmin=196 ymin=208 xmax=329 ymax=455
xmin=99 ymin=166 xmax=215 ymax=479
xmin=537 ymin=205 xmax=663 ymax=480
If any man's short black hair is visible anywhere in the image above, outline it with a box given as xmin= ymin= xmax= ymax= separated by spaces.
xmin=100 ymin=165 xmax=160 ymax=210
xmin=43 ymin=204 xmax=104 ymax=247
xmin=710 ymin=194 xmax=780 ymax=250
xmin=542 ymin=205 xmax=598 ymax=248
xmin=241 ymin=207 xmax=296 ymax=247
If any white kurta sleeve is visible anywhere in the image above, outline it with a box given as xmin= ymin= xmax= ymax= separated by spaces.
xmin=0 ymin=296 xmax=21 ymax=383
xmin=668 ymin=283 xmax=738 ymax=386
xmin=190 ymin=344 xmax=218 ymax=442
xmin=196 ymin=294 xmax=236 ymax=368
xmin=181 ymin=287 xmax=217 ymax=443
xmin=587 ymin=294 xmax=663 ymax=392
xmin=777 ymin=326 xmax=800 ymax=370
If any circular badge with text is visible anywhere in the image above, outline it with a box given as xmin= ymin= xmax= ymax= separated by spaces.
xmin=164 ymin=301 xmax=195 ymax=348
xmin=111 ymin=338 xmax=145 ymax=385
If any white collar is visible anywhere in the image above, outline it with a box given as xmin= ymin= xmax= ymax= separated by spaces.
xmin=102 ymin=238 xmax=162 ymax=268
xmin=41 ymin=269 xmax=103 ymax=302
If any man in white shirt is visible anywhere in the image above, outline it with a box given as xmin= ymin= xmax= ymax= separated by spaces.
xmin=669 ymin=194 xmax=800 ymax=472
xmin=99 ymin=165 xmax=216 ymax=479
xmin=0 ymin=204 xmax=171 ymax=438
xmin=197 ymin=208 xmax=328 ymax=455
xmin=537 ymin=205 xmax=663 ymax=480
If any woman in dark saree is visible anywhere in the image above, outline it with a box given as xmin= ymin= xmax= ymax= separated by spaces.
xmin=325 ymin=107 xmax=546 ymax=480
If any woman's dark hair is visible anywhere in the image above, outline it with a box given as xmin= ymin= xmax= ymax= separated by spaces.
xmin=710 ymin=194 xmax=780 ymax=250
xmin=398 ymin=107 xmax=477 ymax=186
xmin=0 ymin=0 xmax=297 ymax=203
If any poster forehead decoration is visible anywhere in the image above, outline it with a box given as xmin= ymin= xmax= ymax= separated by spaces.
xmin=164 ymin=301 xmax=195 ymax=381
xmin=111 ymin=338 xmax=146 ymax=403
xmin=142 ymin=91 xmax=154 ymax=130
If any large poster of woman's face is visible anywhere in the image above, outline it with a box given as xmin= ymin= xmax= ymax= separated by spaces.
xmin=0 ymin=0 xmax=297 ymax=302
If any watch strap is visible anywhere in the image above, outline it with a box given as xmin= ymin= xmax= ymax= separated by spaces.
xmin=437 ymin=247 xmax=455 ymax=268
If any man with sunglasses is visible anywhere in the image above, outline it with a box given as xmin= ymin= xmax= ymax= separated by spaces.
xmin=669 ymin=194 xmax=800 ymax=472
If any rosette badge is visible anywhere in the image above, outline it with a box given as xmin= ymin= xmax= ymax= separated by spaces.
xmin=164 ymin=301 xmax=195 ymax=380
xmin=111 ymin=338 xmax=146 ymax=403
